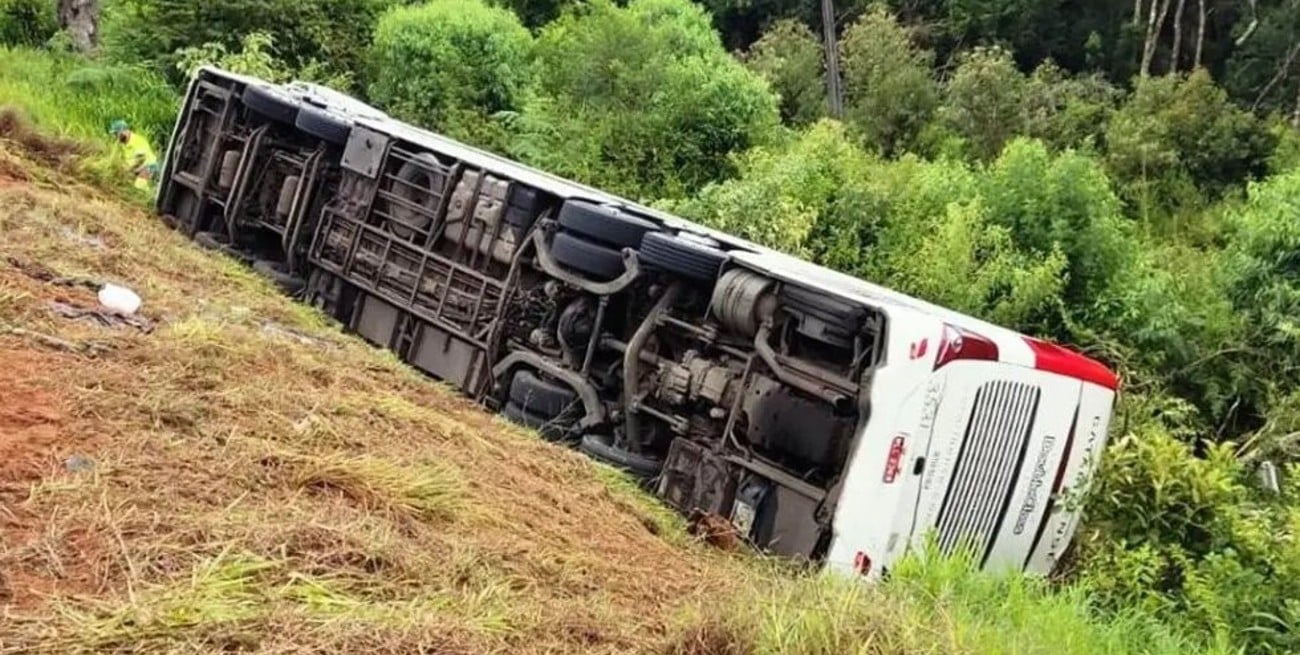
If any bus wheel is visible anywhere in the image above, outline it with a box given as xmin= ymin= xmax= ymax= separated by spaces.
xmin=252 ymin=259 xmax=306 ymax=295
xmin=579 ymin=434 xmax=662 ymax=477
xmin=295 ymin=105 xmax=351 ymax=146
xmin=639 ymin=231 xmax=727 ymax=283
xmin=242 ymin=85 xmax=300 ymax=125
xmin=550 ymin=231 xmax=626 ymax=281
xmin=557 ymin=200 xmax=657 ymax=248
xmin=509 ymin=369 xmax=578 ymax=418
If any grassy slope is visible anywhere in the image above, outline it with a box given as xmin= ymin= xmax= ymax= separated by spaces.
xmin=0 ymin=141 xmax=749 ymax=653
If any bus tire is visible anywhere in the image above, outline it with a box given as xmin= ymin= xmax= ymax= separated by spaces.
xmin=579 ymin=434 xmax=662 ymax=477
xmin=558 ymin=200 xmax=657 ymax=248
xmin=509 ymin=369 xmax=578 ymax=418
xmin=242 ymin=85 xmax=300 ymax=125
xmin=389 ymin=154 xmax=445 ymax=240
xmin=502 ymin=402 xmax=565 ymax=441
xmin=550 ymin=231 xmax=626 ymax=281
xmin=639 ymin=231 xmax=728 ymax=283
xmin=295 ymin=105 xmax=351 ymax=146
xmin=253 ymin=259 xmax=306 ymax=295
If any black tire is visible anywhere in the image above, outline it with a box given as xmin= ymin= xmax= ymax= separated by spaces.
xmin=389 ymin=154 xmax=447 ymax=240
xmin=503 ymin=402 xmax=566 ymax=441
xmin=242 ymin=85 xmax=300 ymax=125
xmin=550 ymin=231 xmax=626 ymax=281
xmin=579 ymin=434 xmax=662 ymax=477
xmin=558 ymin=200 xmax=657 ymax=248
xmin=639 ymin=231 xmax=728 ymax=282
xmin=194 ymin=230 xmax=230 ymax=251
xmin=508 ymin=185 xmax=542 ymax=212
xmin=504 ymin=205 xmax=536 ymax=230
xmin=509 ymin=370 xmax=578 ymax=418
xmin=295 ymin=105 xmax=351 ymax=146
xmin=253 ymin=259 xmax=306 ymax=295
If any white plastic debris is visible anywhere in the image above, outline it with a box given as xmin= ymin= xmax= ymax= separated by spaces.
xmin=98 ymin=283 xmax=142 ymax=315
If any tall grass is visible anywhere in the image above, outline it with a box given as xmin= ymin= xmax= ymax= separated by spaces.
xmin=669 ymin=546 xmax=1228 ymax=655
xmin=0 ymin=45 xmax=177 ymax=152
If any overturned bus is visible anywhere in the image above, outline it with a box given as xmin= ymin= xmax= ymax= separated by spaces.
xmin=154 ymin=68 xmax=1119 ymax=579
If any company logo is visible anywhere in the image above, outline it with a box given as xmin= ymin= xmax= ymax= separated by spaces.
xmin=909 ymin=339 xmax=929 ymax=360
xmin=1013 ymin=435 xmax=1056 ymax=535
xmin=883 ymin=435 xmax=906 ymax=483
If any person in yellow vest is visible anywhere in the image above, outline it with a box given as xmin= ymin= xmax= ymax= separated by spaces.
xmin=109 ymin=119 xmax=159 ymax=191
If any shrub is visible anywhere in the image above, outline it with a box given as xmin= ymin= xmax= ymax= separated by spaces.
xmin=0 ymin=0 xmax=56 ymax=47
xmin=1023 ymin=61 xmax=1122 ymax=152
xmin=101 ymin=0 xmax=399 ymax=88
xmin=938 ymin=45 xmax=1027 ymax=162
xmin=512 ymin=0 xmax=780 ymax=200
xmin=1080 ymin=392 xmax=1300 ymax=654
xmin=980 ymin=138 xmax=1132 ymax=320
xmin=839 ymin=6 xmax=939 ymax=155
xmin=743 ymin=19 xmax=825 ymax=127
xmin=368 ymin=0 xmax=533 ymax=150
xmin=1106 ymin=70 xmax=1276 ymax=218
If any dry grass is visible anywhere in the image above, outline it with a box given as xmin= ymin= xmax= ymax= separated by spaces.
xmin=0 ymin=142 xmax=747 ymax=654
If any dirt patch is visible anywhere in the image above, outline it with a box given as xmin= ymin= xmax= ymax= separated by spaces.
xmin=0 ymin=108 xmax=86 ymax=171
xmin=0 ymin=349 xmax=71 ymax=486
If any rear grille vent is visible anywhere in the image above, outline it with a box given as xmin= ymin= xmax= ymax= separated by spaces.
xmin=934 ymin=380 xmax=1041 ymax=564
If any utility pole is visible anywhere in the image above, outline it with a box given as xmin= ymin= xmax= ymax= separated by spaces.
xmin=821 ymin=0 xmax=844 ymax=118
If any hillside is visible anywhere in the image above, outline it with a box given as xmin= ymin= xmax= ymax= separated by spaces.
xmin=0 ymin=139 xmax=746 ymax=653
xmin=0 ymin=120 xmax=1213 ymax=655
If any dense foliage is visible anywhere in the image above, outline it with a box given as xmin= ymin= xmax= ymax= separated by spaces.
xmin=368 ymin=0 xmax=533 ymax=150
xmin=4 ymin=0 xmax=1300 ymax=652
xmin=100 ymin=0 xmax=403 ymax=87
xmin=509 ymin=0 xmax=780 ymax=200
xmin=0 ymin=0 xmax=55 ymax=47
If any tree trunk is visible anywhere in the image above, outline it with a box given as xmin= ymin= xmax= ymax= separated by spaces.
xmin=821 ymin=0 xmax=844 ymax=118
xmin=57 ymin=0 xmax=100 ymax=53
xmin=1252 ymin=42 xmax=1300 ymax=112
xmin=1140 ymin=0 xmax=1172 ymax=77
xmin=1194 ymin=0 xmax=1206 ymax=67
xmin=1235 ymin=0 xmax=1259 ymax=47
xmin=1292 ymin=82 xmax=1300 ymax=128
xmin=1170 ymin=0 xmax=1186 ymax=72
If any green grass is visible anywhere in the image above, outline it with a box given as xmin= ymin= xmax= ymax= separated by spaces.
xmin=0 ymin=45 xmax=177 ymax=144
xmin=0 ymin=45 xmax=177 ymax=184
xmin=669 ymin=548 xmax=1228 ymax=655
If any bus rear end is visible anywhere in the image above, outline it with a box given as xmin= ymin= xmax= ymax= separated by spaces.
xmin=827 ymin=314 xmax=1117 ymax=579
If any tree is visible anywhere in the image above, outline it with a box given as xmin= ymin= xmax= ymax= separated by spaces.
xmin=101 ymin=0 xmax=400 ymax=88
xmin=839 ymin=6 xmax=939 ymax=155
xmin=367 ymin=0 xmax=533 ymax=151
xmin=0 ymin=0 xmax=57 ymax=46
xmin=512 ymin=0 xmax=780 ymax=200
xmin=57 ymin=0 xmax=99 ymax=52
xmin=938 ymin=45 xmax=1027 ymax=161
xmin=1023 ymin=61 xmax=1123 ymax=151
xmin=1106 ymin=69 xmax=1276 ymax=216
xmin=744 ymin=19 xmax=826 ymax=126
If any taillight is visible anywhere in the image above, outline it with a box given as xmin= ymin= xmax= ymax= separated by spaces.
xmin=934 ymin=324 xmax=999 ymax=370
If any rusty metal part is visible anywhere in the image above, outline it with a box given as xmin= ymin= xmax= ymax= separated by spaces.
xmin=622 ymin=282 xmax=681 ymax=449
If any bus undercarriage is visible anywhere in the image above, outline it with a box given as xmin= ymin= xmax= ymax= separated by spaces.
xmin=159 ymin=70 xmax=895 ymax=562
